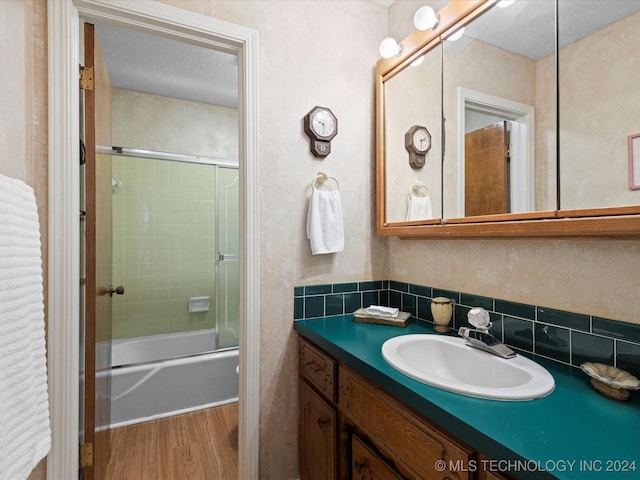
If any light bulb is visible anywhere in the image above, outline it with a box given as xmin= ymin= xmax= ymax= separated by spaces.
xmin=414 ymin=6 xmax=440 ymax=31
xmin=447 ymin=27 xmax=465 ymax=42
xmin=379 ymin=37 xmax=402 ymax=59
xmin=497 ymin=0 xmax=515 ymax=7
xmin=411 ymin=56 xmax=424 ymax=67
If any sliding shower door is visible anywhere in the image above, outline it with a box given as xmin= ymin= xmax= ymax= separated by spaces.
xmin=216 ymin=166 xmax=240 ymax=349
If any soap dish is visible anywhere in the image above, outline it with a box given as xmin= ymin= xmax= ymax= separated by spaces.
xmin=580 ymin=362 xmax=640 ymax=401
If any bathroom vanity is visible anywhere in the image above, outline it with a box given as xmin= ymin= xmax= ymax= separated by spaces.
xmin=299 ymin=332 xmax=506 ymax=480
xmin=295 ymin=316 xmax=640 ymax=480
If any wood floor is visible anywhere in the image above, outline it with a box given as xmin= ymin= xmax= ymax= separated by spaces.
xmin=104 ymin=403 xmax=238 ymax=480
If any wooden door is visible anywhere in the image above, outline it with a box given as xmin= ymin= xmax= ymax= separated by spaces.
xmin=299 ymin=381 xmax=337 ymax=480
xmin=83 ymin=22 xmax=114 ymax=480
xmin=465 ymin=121 xmax=509 ymax=217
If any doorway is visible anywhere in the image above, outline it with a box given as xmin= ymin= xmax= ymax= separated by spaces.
xmin=456 ymin=87 xmax=535 ymax=217
xmin=47 ymin=2 xmax=259 ymax=479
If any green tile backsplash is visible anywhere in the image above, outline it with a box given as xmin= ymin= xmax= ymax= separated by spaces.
xmin=294 ymin=280 xmax=640 ymax=374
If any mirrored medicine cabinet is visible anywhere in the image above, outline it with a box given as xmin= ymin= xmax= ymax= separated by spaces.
xmin=376 ymin=0 xmax=640 ymax=237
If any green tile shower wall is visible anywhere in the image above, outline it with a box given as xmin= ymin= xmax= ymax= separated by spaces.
xmin=294 ymin=280 xmax=640 ymax=376
xmin=112 ymin=156 xmax=217 ymax=339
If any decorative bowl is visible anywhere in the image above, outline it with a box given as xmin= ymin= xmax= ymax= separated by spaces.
xmin=580 ymin=362 xmax=640 ymax=400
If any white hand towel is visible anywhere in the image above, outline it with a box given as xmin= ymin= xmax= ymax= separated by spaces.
xmin=306 ymin=189 xmax=344 ymax=255
xmin=0 ymin=174 xmax=50 ymax=480
xmin=406 ymin=185 xmax=433 ymax=221
xmin=366 ymin=305 xmax=399 ymax=318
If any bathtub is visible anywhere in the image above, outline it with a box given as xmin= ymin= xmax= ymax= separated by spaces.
xmin=103 ymin=329 xmax=239 ymax=428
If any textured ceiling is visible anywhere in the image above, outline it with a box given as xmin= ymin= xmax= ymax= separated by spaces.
xmin=95 ymin=22 xmax=238 ymax=108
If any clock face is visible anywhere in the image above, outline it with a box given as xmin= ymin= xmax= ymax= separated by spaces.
xmin=413 ymin=128 xmax=431 ymax=153
xmin=311 ymin=109 xmax=336 ymax=138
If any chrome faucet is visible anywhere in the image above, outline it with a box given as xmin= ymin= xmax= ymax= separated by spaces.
xmin=458 ymin=327 xmax=516 ymax=359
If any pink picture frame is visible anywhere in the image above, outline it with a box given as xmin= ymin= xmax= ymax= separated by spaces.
xmin=628 ymin=133 xmax=640 ymax=190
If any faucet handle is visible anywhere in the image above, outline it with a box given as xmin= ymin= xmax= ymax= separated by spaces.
xmin=468 ymin=307 xmax=491 ymax=331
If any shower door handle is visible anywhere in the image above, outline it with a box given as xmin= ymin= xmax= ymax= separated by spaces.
xmin=217 ymin=253 xmax=239 ymax=261
xmin=105 ymin=284 xmax=125 ymax=297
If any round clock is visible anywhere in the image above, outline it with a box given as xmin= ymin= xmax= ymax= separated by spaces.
xmin=304 ymin=106 xmax=338 ymax=157
xmin=404 ymin=125 xmax=431 ymax=169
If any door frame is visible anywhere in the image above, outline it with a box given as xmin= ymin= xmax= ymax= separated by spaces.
xmin=47 ymin=1 xmax=260 ymax=479
xmin=456 ymin=87 xmax=535 ymax=217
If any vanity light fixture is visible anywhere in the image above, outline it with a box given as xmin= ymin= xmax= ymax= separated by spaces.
xmin=447 ymin=27 xmax=465 ymax=42
xmin=379 ymin=37 xmax=403 ymax=58
xmin=410 ymin=56 xmax=424 ymax=67
xmin=414 ymin=6 xmax=440 ymax=31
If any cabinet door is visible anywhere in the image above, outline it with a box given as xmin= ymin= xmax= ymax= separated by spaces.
xmin=352 ymin=435 xmax=404 ymax=480
xmin=300 ymin=381 xmax=337 ymax=480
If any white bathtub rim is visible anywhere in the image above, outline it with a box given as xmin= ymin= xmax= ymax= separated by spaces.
xmin=100 ymin=398 xmax=239 ymax=431
xmin=108 ymin=328 xmax=221 ymax=367
xmin=109 ymin=346 xmax=239 ymax=371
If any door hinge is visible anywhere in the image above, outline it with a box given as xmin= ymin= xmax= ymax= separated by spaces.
xmin=79 ymin=442 xmax=93 ymax=468
xmin=79 ymin=65 xmax=94 ymax=91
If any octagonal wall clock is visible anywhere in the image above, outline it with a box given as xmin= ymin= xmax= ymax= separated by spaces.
xmin=304 ymin=106 xmax=338 ymax=158
xmin=405 ymin=125 xmax=431 ymax=169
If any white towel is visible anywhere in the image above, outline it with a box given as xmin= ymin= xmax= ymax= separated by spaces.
xmin=306 ymin=189 xmax=344 ymax=255
xmin=405 ymin=185 xmax=433 ymax=221
xmin=0 ymin=174 xmax=50 ymax=480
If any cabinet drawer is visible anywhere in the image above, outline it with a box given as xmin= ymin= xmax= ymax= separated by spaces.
xmin=299 ymin=338 xmax=336 ymax=402
xmin=339 ymin=365 xmax=473 ymax=480
xmin=352 ymin=434 xmax=404 ymax=480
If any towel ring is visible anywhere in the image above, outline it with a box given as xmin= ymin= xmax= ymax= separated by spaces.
xmin=312 ymin=171 xmax=339 ymax=190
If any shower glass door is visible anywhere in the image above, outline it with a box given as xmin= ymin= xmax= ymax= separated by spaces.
xmin=216 ymin=166 xmax=240 ymax=349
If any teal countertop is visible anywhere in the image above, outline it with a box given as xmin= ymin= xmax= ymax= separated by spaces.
xmin=294 ymin=316 xmax=640 ymax=480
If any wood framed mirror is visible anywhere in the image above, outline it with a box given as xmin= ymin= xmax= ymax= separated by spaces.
xmin=376 ymin=0 xmax=640 ymax=237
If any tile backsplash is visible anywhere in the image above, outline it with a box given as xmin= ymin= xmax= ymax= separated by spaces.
xmin=294 ymin=280 xmax=640 ymax=377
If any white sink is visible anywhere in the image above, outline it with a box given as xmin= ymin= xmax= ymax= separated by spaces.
xmin=381 ymin=334 xmax=555 ymax=400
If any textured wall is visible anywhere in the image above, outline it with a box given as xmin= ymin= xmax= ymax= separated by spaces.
xmin=559 ymin=10 xmax=640 ymax=209
xmin=0 ymin=1 xmax=48 ymax=479
xmin=111 ymin=88 xmax=239 ymax=159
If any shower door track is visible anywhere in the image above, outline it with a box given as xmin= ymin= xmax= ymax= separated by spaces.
xmin=97 ymin=144 xmax=239 ymax=168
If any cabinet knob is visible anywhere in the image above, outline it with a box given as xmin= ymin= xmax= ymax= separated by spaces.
xmin=317 ymin=417 xmax=327 ymax=429
xmin=354 ymin=459 xmax=367 ymax=473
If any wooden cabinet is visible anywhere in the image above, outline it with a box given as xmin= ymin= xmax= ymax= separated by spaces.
xmin=298 ymin=335 xmax=516 ymax=480
xmin=476 ymin=454 xmax=516 ymax=480
xmin=299 ymin=380 xmax=337 ymax=480
xmin=299 ymin=338 xmax=338 ymax=480
xmin=351 ymin=434 xmax=404 ymax=480
xmin=340 ymin=365 xmax=472 ymax=480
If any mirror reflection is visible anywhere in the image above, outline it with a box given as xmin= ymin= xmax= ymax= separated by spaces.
xmin=381 ymin=0 xmax=640 ymax=228
xmin=558 ymin=0 xmax=640 ymax=210
xmin=442 ymin=0 xmax=556 ymax=219
xmin=384 ymin=43 xmax=442 ymax=224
